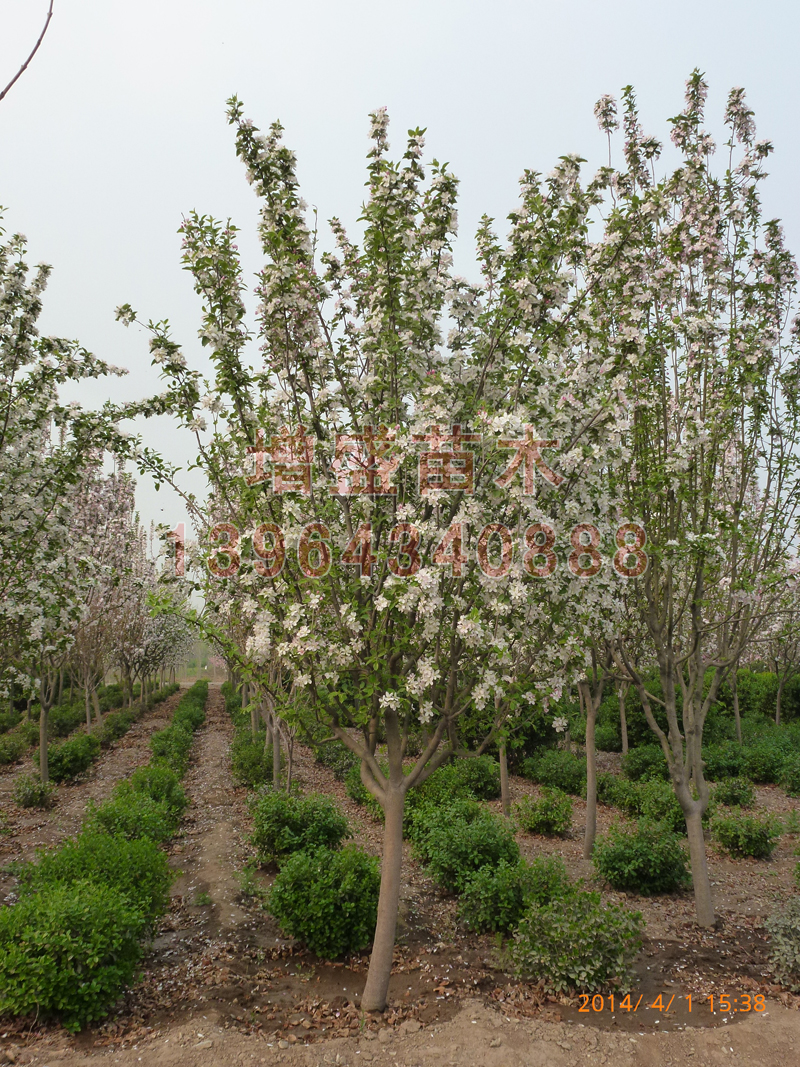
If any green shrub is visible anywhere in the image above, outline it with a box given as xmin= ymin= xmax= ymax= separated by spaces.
xmin=593 ymin=820 xmax=691 ymax=895
xmin=406 ymin=797 xmax=484 ymax=855
xmin=437 ymin=756 xmax=501 ymax=800
xmin=0 ymin=709 xmax=21 ymax=734
xmin=16 ymin=719 xmax=39 ymax=746
xmin=49 ymin=703 xmax=85 ymax=738
xmin=41 ymin=733 xmax=101 ymax=782
xmin=250 ymin=789 xmax=351 ymax=865
xmin=595 ymin=772 xmax=638 ymax=810
xmin=313 ymin=739 xmax=359 ymax=780
xmin=515 ymin=788 xmax=573 ymax=836
xmin=712 ymin=812 xmax=781 ymax=859
xmin=781 ymin=755 xmax=800 ymax=797
xmin=85 ymin=787 xmax=177 ymax=844
xmin=702 ymin=742 xmax=746 ymax=781
xmin=17 ymin=830 xmax=172 ymax=923
xmin=458 ymin=855 xmax=572 ymax=934
xmin=743 ymin=740 xmax=788 ymax=784
xmin=13 ymin=773 xmax=55 ymax=809
xmin=128 ymin=764 xmax=187 ymax=820
xmin=766 ymin=897 xmax=800 ymax=993
xmin=268 ymin=845 xmax=380 ymax=958
xmin=0 ymin=879 xmax=146 ymax=1031
xmin=523 ymin=749 xmax=586 ymax=795
xmin=511 ymin=889 xmax=644 ymax=994
xmin=622 ymin=745 xmax=669 ymax=782
xmin=595 ymin=723 xmax=622 ymax=752
xmin=231 ymin=727 xmax=274 ymax=788
xmin=0 ymin=731 xmax=28 ymax=765
xmin=419 ymin=810 xmax=519 ymax=893
xmin=150 ymin=722 xmax=194 ymax=775
xmin=712 ymin=776 xmax=755 ymax=808
xmin=636 ymin=780 xmax=685 ymax=834
xmin=97 ymin=709 xmax=136 ymax=747
xmin=98 ymin=683 xmax=125 ymax=713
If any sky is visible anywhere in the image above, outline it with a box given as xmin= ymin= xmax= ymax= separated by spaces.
xmin=1 ymin=0 xmax=799 ymax=537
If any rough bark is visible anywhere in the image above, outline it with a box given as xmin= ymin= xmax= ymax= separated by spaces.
xmin=583 ymin=687 xmax=598 ymax=859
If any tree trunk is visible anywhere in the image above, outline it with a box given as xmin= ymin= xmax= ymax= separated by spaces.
xmin=286 ymin=735 xmax=294 ymax=792
xmin=776 ymin=674 xmax=786 ymax=726
xmin=57 ymin=668 xmax=64 ymax=706
xmin=582 ymin=682 xmax=598 ymax=859
xmin=39 ymin=681 xmax=50 ymax=785
xmin=85 ymin=685 xmax=92 ymax=731
xmin=499 ymin=740 xmax=510 ymax=816
xmin=685 ymin=807 xmax=715 ymax=927
xmin=732 ymin=672 xmax=742 ymax=744
xmin=272 ymin=714 xmax=281 ymax=788
xmin=250 ymin=695 xmax=259 ymax=739
xmin=618 ymin=682 xmax=629 ymax=756
xmin=91 ymin=686 xmax=101 ymax=725
xmin=361 ymin=785 xmax=405 ymax=1012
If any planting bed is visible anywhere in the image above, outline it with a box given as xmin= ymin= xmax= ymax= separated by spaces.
xmin=1 ymin=694 xmax=800 ymax=1067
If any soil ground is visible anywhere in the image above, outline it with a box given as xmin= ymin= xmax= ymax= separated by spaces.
xmin=1 ymin=686 xmax=799 ymax=1067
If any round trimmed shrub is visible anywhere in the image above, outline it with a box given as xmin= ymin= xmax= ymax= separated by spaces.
xmin=712 ymin=776 xmax=755 ymax=809
xmin=514 ymin=788 xmax=573 ymax=836
xmin=419 ymin=810 xmax=519 ymax=893
xmin=595 ymin=723 xmax=622 ymax=752
xmin=742 ymin=741 xmax=788 ymax=784
xmin=636 ymin=780 xmax=685 ymax=834
xmin=406 ymin=797 xmax=483 ymax=856
xmin=595 ymin=772 xmax=638 ymax=810
xmin=250 ymin=789 xmax=351 ymax=865
xmin=0 ymin=879 xmax=146 ymax=1031
xmin=511 ymin=889 xmax=644 ymax=994
xmin=702 ymin=742 xmax=746 ymax=781
xmin=593 ymin=820 xmax=691 ymax=895
xmin=436 ymin=756 xmax=501 ymax=800
xmin=268 ymin=845 xmax=379 ymax=958
xmin=128 ymin=764 xmax=187 ymax=820
xmin=622 ymin=745 xmax=669 ymax=782
xmin=231 ymin=726 xmax=275 ymax=788
xmin=150 ymin=721 xmax=194 ymax=775
xmin=85 ymin=788 xmax=177 ymax=843
xmin=13 ymin=773 xmax=55 ymax=809
xmin=17 ymin=829 xmax=172 ymax=923
xmin=458 ymin=855 xmax=572 ymax=934
xmin=0 ymin=731 xmax=28 ymax=765
xmin=39 ymin=733 xmax=101 ymax=782
xmin=523 ymin=749 xmax=586 ymax=795
xmin=712 ymin=812 xmax=781 ymax=859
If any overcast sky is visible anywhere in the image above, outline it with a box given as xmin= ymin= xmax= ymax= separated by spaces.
xmin=1 ymin=0 xmax=798 ymax=537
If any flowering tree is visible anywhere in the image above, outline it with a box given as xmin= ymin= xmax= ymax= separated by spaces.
xmin=593 ymin=75 xmax=800 ymax=925
xmin=119 ymin=98 xmax=642 ymax=1009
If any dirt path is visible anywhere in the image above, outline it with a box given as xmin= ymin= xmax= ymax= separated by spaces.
xmin=0 ymin=690 xmax=184 ymax=901
xmin=3 ymin=703 xmax=800 ymax=1065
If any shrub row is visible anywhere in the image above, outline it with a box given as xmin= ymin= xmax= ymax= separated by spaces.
xmin=27 ymin=683 xmax=181 ymax=785
xmin=0 ymin=681 xmax=207 ymax=1032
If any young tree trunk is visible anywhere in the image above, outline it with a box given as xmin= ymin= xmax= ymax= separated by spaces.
xmin=776 ymin=673 xmax=786 ymax=726
xmin=582 ymin=681 xmax=598 ymax=859
xmin=272 ymin=714 xmax=281 ymax=788
xmin=732 ymin=672 xmax=742 ymax=744
xmin=499 ymin=740 xmax=510 ymax=816
xmin=38 ymin=676 xmax=53 ymax=784
xmin=57 ymin=668 xmax=64 ymax=706
xmin=684 ymin=807 xmax=715 ymax=926
xmin=85 ymin=685 xmax=92 ymax=731
xmin=91 ymin=686 xmax=101 ymax=725
xmin=286 ymin=734 xmax=294 ymax=792
xmin=361 ymin=785 xmax=405 ymax=1012
xmin=618 ymin=681 xmax=629 ymax=756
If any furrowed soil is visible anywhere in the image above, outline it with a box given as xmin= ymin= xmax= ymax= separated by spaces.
xmin=1 ymin=687 xmax=799 ymax=1067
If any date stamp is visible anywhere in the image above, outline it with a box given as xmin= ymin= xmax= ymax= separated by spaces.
xmin=578 ymin=992 xmax=767 ymax=1015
